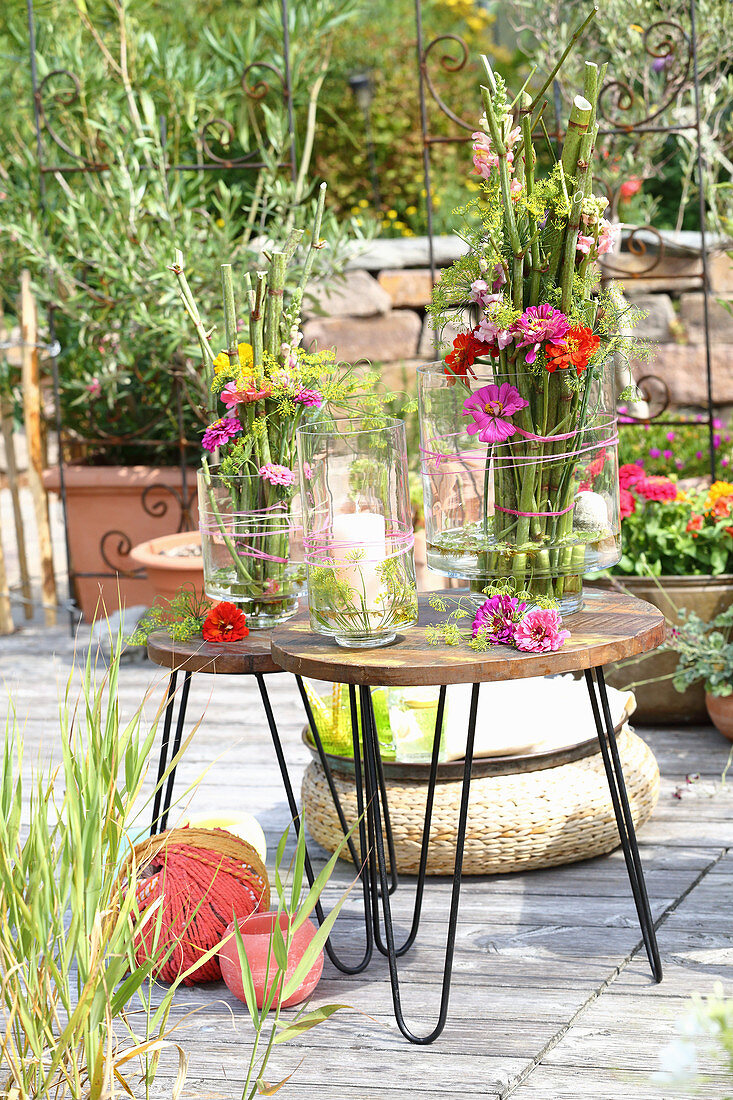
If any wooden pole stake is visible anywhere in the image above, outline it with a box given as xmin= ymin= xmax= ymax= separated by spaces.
xmin=20 ymin=270 xmax=57 ymax=626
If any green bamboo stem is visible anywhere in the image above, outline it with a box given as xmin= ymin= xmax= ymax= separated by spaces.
xmin=290 ymin=182 xmax=327 ymax=324
xmin=250 ymin=272 xmax=266 ymax=376
xmin=480 ymin=84 xmax=523 ymax=263
xmin=264 ymin=252 xmax=286 ymax=357
xmin=526 ymin=6 xmax=598 ymax=119
xmin=221 ymin=264 xmax=239 ymax=365
xmin=170 ymin=249 xmax=217 ymax=415
xmin=520 ymin=92 xmax=541 ymax=307
xmin=560 ymin=123 xmax=598 ymax=314
xmin=547 ymin=96 xmax=592 ymax=286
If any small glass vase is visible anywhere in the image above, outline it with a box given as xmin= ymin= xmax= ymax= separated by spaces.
xmin=197 ymin=467 xmax=306 ymax=629
xmin=297 ymin=417 xmax=418 ymax=648
xmin=417 ymin=362 xmax=622 ymax=615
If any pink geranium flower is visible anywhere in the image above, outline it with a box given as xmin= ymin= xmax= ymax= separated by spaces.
xmin=259 ymin=463 xmax=297 ymax=487
xmin=462 ymin=382 xmax=528 ymax=445
xmin=514 ymin=609 xmax=571 ymax=653
xmin=511 ymin=304 xmax=570 ymax=365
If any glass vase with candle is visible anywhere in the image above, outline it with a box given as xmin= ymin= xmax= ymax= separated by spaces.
xmin=297 ymin=417 xmax=418 ymax=648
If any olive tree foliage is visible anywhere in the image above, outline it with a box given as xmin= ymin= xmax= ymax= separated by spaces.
xmin=0 ymin=0 xmax=362 ymax=462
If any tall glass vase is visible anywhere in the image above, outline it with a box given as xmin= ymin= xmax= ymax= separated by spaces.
xmin=417 ymin=362 xmax=621 ymax=614
xmin=297 ymin=417 xmax=418 ymax=648
xmin=197 ymin=467 xmax=306 ymax=629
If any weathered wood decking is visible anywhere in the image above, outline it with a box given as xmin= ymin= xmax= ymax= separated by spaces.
xmin=1 ymin=621 xmax=732 ymax=1099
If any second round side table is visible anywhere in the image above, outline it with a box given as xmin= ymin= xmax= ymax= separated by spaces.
xmin=271 ymin=585 xmax=667 ymax=1044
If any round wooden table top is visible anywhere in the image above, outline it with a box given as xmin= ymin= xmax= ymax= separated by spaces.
xmin=270 ymin=586 xmax=666 ymax=687
xmin=147 ymin=629 xmax=283 ymax=676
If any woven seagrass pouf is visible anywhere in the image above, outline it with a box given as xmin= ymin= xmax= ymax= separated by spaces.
xmin=301 ymin=725 xmax=659 ymax=875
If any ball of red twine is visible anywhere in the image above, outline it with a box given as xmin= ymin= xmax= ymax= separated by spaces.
xmin=131 ymin=827 xmax=269 ymax=985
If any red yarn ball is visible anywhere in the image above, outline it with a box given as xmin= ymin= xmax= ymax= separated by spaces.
xmin=132 ymin=829 xmax=268 ymax=985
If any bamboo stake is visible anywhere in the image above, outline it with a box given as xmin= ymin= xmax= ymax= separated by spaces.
xmin=20 ymin=270 xmax=57 ymax=625
xmin=0 ymin=513 xmax=12 ymax=633
xmin=0 ymin=399 xmax=32 ymax=619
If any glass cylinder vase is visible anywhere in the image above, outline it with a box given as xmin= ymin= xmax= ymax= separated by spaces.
xmin=417 ymin=362 xmax=621 ymax=614
xmin=296 ymin=417 xmax=418 ymax=648
xmin=197 ymin=467 xmax=306 ymax=629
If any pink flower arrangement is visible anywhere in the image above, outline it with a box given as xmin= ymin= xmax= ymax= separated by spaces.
xmin=511 ymin=304 xmax=570 ymax=364
xmin=514 ymin=608 xmax=571 ymax=653
xmin=202 ymin=416 xmax=243 ymax=451
xmin=259 ymin=463 xmax=297 ymax=487
xmin=472 ymin=594 xmax=527 ymax=645
xmin=462 ymin=382 xmax=529 ymax=445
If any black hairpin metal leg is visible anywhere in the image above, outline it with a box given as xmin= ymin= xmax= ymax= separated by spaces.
xmin=257 ymin=673 xmax=373 ymax=975
xmin=359 ymin=682 xmax=479 ymax=1044
xmin=151 ymin=669 xmax=192 ymax=836
xmin=360 ymin=685 xmax=447 ymax=959
xmin=584 ymin=667 xmax=662 ymax=982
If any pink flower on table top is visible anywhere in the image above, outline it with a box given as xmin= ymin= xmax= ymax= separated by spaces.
xmin=472 ymin=594 xmax=527 ymax=645
xmin=620 ymin=488 xmax=636 ymax=519
xmin=511 ymin=304 xmax=570 ymax=365
xmin=295 ymin=388 xmax=323 ymax=408
xmin=202 ymin=416 xmax=243 ymax=452
xmin=462 ymin=382 xmax=528 ymax=446
xmin=259 ymin=463 xmax=297 ymax=487
xmin=514 ymin=608 xmax=571 ymax=653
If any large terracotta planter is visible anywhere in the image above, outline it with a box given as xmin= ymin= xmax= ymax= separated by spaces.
xmin=129 ymin=531 xmax=204 ymax=605
xmin=599 ymin=574 xmax=733 ymax=724
xmin=705 ymin=693 xmax=733 ymax=741
xmin=43 ymin=465 xmax=198 ymax=621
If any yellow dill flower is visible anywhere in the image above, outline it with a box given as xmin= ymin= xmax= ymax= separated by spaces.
xmin=212 ymin=342 xmax=254 ymax=375
xmin=705 ymin=481 xmax=733 ymax=508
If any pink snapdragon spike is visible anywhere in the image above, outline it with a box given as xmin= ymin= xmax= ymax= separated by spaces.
xmin=511 ymin=304 xmax=570 ymax=364
xmin=202 ymin=416 xmax=243 ymax=451
xmin=469 ymin=279 xmax=490 ymax=305
xmin=514 ymin=608 xmax=570 ymax=653
xmin=462 ymin=382 xmax=528 ymax=445
xmin=259 ymin=463 xmax=297 ymax=487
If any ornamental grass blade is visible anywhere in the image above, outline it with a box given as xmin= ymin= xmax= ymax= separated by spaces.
xmin=280 ymin=874 xmax=356 ymax=1001
xmin=272 ymin=1004 xmax=351 ymax=1045
xmin=256 ymin=1061 xmax=303 ymax=1095
xmin=233 ymin=919 xmax=260 ymax=1027
xmin=290 ymin=821 xmax=358 ymax=934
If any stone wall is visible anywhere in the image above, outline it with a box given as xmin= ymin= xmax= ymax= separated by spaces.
xmin=302 ymin=232 xmax=733 ymax=410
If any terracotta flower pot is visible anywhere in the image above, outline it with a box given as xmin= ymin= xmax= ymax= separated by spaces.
xmin=219 ymin=910 xmax=323 ymax=1009
xmin=597 ymin=575 xmax=733 ymax=725
xmin=43 ymin=464 xmax=198 ymax=621
xmin=129 ymin=531 xmax=204 ymax=605
xmin=705 ymin=693 xmax=733 ymax=741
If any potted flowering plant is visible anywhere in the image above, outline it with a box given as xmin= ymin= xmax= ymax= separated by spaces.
xmin=172 ymin=186 xmax=386 ymax=629
xmin=418 ymin=49 xmax=640 ymax=613
xmin=604 ymin=472 xmax=733 ymax=722
xmin=663 ymin=605 xmax=733 ymax=740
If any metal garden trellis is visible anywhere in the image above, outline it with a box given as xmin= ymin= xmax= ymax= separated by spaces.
xmin=24 ymin=0 xmax=297 ymax=623
xmin=412 ymin=0 xmax=718 ymax=479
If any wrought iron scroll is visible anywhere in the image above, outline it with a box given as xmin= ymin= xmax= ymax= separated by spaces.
xmin=413 ymin=0 xmax=717 ymax=476
xmin=25 ymin=0 xmax=297 ymax=624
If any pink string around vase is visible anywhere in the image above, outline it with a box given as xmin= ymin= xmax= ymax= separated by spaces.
xmin=218 ymin=910 xmax=324 ymax=1009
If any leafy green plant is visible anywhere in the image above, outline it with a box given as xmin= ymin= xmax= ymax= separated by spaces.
xmin=663 ymin=604 xmax=733 ymax=697
xmin=618 ymin=410 xmax=733 ymax=479
xmin=0 ymin=630 xmax=203 ymax=1098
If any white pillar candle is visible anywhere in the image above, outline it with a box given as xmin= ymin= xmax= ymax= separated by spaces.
xmin=331 ymin=511 xmax=387 ymax=609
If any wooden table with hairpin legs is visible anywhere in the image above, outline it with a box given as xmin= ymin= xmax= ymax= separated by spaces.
xmin=270 ymin=585 xmax=667 ymax=1045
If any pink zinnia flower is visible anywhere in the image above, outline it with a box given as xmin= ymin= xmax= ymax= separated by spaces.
xmin=620 ymin=488 xmax=636 ymax=519
xmin=259 ymin=463 xmax=297 ymax=487
xmin=295 ymin=388 xmax=323 ymax=408
xmin=618 ymin=463 xmax=645 ymax=490
xmin=202 ymin=416 xmax=243 ymax=452
xmin=514 ymin=609 xmax=570 ymax=653
xmin=635 ymin=475 xmax=677 ymax=503
xmin=472 ymin=594 xmax=527 ymax=645
xmin=462 ymin=382 xmax=528 ymax=445
xmin=221 ymin=381 xmax=272 ymax=406
xmin=512 ymin=304 xmax=570 ymax=365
